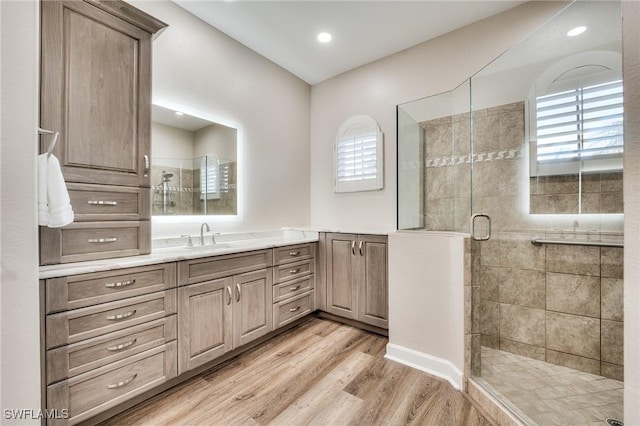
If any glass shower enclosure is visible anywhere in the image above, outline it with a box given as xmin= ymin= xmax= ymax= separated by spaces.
xmin=397 ymin=1 xmax=624 ymax=424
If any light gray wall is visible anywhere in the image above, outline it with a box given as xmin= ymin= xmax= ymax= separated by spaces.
xmin=131 ymin=0 xmax=311 ymax=237
xmin=1 ymin=1 xmax=41 ymax=422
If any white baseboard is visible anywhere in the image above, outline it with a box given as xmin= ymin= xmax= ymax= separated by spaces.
xmin=384 ymin=343 xmax=463 ymax=390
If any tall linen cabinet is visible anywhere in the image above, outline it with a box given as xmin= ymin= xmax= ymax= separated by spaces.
xmin=39 ymin=0 xmax=166 ymax=265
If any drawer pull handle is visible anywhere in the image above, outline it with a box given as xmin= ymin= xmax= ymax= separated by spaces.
xmin=106 ymin=310 xmax=136 ymax=321
xmin=107 ymin=373 xmax=137 ymax=389
xmin=289 ymin=251 xmax=301 ymax=257
xmin=236 ymin=283 xmax=241 ymax=302
xmin=143 ymin=155 xmax=150 ymax=177
xmin=88 ymin=200 xmax=118 ymax=206
xmin=289 ymin=306 xmax=301 ymax=313
xmin=289 ymin=285 xmax=301 ymax=291
xmin=226 ymin=286 xmax=232 ymax=306
xmin=88 ymin=237 xmax=118 ymax=243
xmin=105 ymin=279 xmax=136 ymax=289
xmin=289 ymin=268 xmax=300 ymax=274
xmin=106 ymin=338 xmax=137 ymax=352
xmin=359 ymin=241 xmax=364 ymax=256
xmin=351 ymin=240 xmax=356 ymax=255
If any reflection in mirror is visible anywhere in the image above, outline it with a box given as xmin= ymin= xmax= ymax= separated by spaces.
xmin=151 ymin=104 xmax=238 ymax=216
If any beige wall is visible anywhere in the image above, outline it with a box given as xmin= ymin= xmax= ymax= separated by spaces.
xmin=132 ymin=0 xmax=311 ymax=237
xmin=1 ymin=0 xmax=41 ymax=422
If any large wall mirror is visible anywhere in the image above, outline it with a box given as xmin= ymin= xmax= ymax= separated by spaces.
xmin=151 ymin=104 xmax=238 ymax=216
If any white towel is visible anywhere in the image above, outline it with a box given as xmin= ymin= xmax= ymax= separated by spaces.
xmin=38 ymin=153 xmax=74 ymax=228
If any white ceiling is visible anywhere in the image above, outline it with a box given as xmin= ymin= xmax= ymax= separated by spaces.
xmin=173 ymin=0 xmax=527 ymax=85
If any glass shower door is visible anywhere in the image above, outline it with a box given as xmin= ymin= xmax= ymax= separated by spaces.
xmin=469 ymin=1 xmax=625 ymax=424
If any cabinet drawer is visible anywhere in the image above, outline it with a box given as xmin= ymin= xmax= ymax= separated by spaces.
xmin=46 ymin=290 xmax=177 ymax=350
xmin=273 ymin=259 xmax=314 ymax=283
xmin=273 ymin=275 xmax=314 ymax=303
xmin=40 ymin=221 xmax=151 ymax=265
xmin=46 ymin=263 xmax=176 ymax=313
xmin=47 ymin=342 xmax=177 ymax=426
xmin=273 ymin=291 xmax=314 ymax=328
xmin=275 ymin=243 xmax=315 ymax=265
xmin=46 ymin=315 xmax=176 ymax=385
xmin=178 ymin=250 xmax=272 ymax=286
xmin=68 ymin=183 xmax=150 ymax=221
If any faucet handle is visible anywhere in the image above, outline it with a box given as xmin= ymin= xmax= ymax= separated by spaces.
xmin=181 ymin=235 xmax=193 ymax=247
xmin=211 ymin=233 xmax=220 ymax=245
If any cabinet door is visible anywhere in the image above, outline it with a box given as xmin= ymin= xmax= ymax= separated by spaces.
xmin=232 ymin=269 xmax=273 ymax=348
xmin=326 ymin=233 xmax=358 ymax=320
xmin=41 ymin=0 xmax=152 ymax=187
xmin=357 ymin=235 xmax=389 ymax=329
xmin=177 ymin=278 xmax=232 ymax=374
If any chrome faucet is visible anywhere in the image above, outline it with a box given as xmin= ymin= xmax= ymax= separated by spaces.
xmin=200 ymin=222 xmax=210 ymax=245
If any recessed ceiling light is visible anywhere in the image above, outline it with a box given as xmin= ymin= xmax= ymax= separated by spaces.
xmin=317 ymin=32 xmax=332 ymax=43
xmin=567 ymin=26 xmax=587 ymax=37
xmin=175 ymin=111 xmax=184 ymax=116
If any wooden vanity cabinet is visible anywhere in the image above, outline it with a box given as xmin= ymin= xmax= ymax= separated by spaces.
xmin=39 ymin=0 xmax=167 ymax=265
xmin=177 ymin=251 xmax=273 ymax=373
xmin=325 ymin=233 xmax=388 ymax=329
xmin=42 ymin=263 xmax=177 ymax=425
xmin=272 ymin=243 xmax=316 ymax=329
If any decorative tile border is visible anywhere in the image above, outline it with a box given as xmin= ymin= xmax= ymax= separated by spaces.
xmin=426 ymin=148 xmax=523 ymax=168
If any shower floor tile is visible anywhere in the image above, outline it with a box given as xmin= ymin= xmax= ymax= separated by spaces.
xmin=480 ymin=346 xmax=623 ymax=426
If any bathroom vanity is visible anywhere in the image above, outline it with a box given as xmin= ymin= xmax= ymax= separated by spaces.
xmin=34 ymin=2 xmax=388 ymax=424
xmin=39 ymin=231 xmax=388 ymax=425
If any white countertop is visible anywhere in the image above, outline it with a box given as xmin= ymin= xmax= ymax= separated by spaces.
xmin=39 ymin=230 xmax=320 ymax=279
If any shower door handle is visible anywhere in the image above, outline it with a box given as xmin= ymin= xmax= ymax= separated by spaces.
xmin=471 ymin=214 xmax=491 ymax=241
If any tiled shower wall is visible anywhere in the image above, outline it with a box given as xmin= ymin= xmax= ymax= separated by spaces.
xmin=478 ymin=241 xmax=624 ymax=380
xmin=423 ymin=101 xmax=624 ymax=381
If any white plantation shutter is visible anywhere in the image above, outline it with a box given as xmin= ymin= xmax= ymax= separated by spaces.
xmin=534 ymin=80 xmax=623 ymax=176
xmin=200 ymin=156 xmax=220 ymax=200
xmin=334 ymin=115 xmax=384 ymax=193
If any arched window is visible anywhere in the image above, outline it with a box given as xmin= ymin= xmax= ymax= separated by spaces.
xmin=529 ymin=51 xmax=623 ymax=177
xmin=334 ymin=114 xmax=384 ymax=193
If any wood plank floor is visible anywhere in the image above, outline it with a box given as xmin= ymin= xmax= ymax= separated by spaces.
xmin=100 ymin=318 xmax=493 ymax=426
